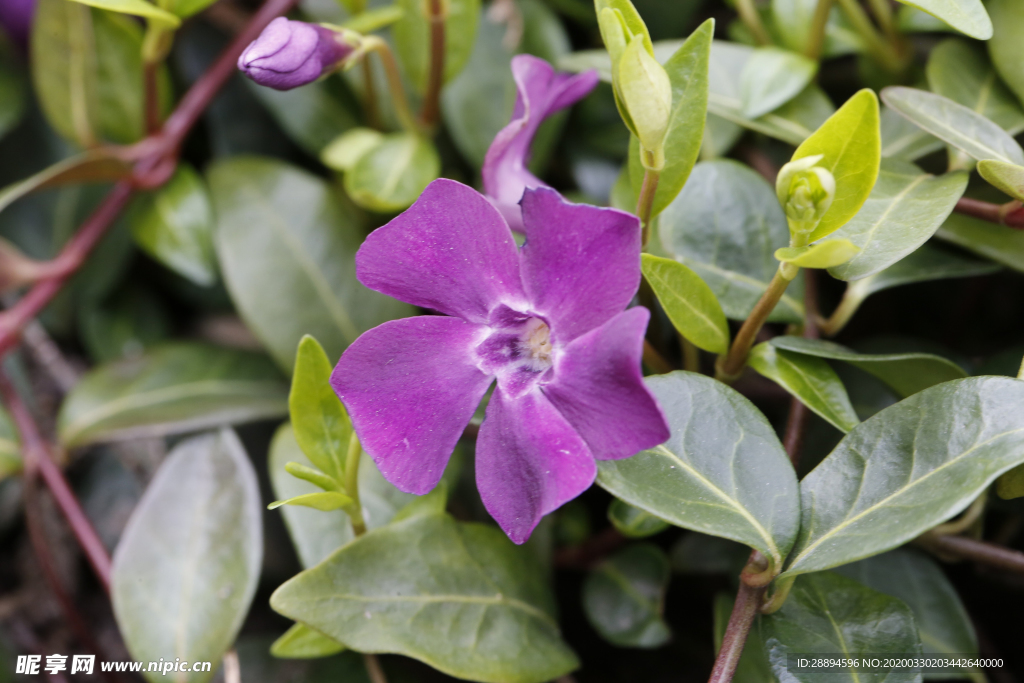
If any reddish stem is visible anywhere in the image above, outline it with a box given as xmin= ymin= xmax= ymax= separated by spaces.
xmin=0 ymin=372 xmax=112 ymax=590
xmin=708 ymin=581 xmax=767 ymax=683
xmin=144 ymin=60 xmax=162 ymax=135
xmin=954 ymin=197 xmax=1024 ymax=229
xmin=919 ymin=533 xmax=1024 ymax=575
xmin=419 ymin=0 xmax=445 ymax=128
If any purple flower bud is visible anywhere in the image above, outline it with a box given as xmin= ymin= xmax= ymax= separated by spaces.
xmin=237 ymin=17 xmax=353 ymax=91
xmin=0 ymin=0 xmax=36 ymax=49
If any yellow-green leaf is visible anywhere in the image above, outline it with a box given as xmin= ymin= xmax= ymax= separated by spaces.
xmin=977 ymin=159 xmax=1024 ymax=202
xmin=268 ymin=491 xmax=354 ymax=512
xmin=775 ymin=239 xmax=859 ymax=269
xmin=67 ymin=0 xmax=179 ymax=28
xmin=641 ymin=254 xmax=729 ymax=354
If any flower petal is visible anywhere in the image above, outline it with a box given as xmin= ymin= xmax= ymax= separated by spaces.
xmin=331 ymin=315 xmax=493 ymax=494
xmin=356 ymin=179 xmax=526 ymax=324
xmin=519 ymin=186 xmax=642 ymax=342
xmin=482 ymin=55 xmax=599 ymax=228
xmin=476 ymin=388 xmax=596 ymax=544
xmin=544 ymin=307 xmax=669 ymax=460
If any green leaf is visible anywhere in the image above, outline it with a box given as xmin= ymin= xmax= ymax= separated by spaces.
xmin=895 ymin=0 xmax=990 ymax=39
xmin=165 ymin=0 xmax=218 ymax=19
xmin=321 ymin=128 xmax=386 ymax=172
xmin=641 ymin=254 xmax=729 ymax=354
xmin=996 ymin=464 xmax=1024 ymax=499
xmin=283 ymin=461 xmax=340 ymax=491
xmin=270 ymin=623 xmax=346 ymax=659
xmin=780 ymin=376 xmax=1024 ymax=579
xmin=79 ymin=287 xmax=171 ymax=363
xmin=268 ymin=491 xmax=354 ymax=512
xmin=394 ymin=0 xmax=480 ymax=92
xmin=771 ymin=0 xmax=865 ymax=58
xmin=988 ymin=0 xmax=1024 ymax=112
xmin=881 ymin=86 xmax=1024 ymax=166
xmin=57 ymin=343 xmax=288 ymax=448
xmin=881 ymin=105 xmax=944 ymax=161
xmin=340 ymin=5 xmax=405 ymax=33
xmin=289 ymin=335 xmax=350 ymax=483
xmin=713 ymin=593 xmax=772 ymax=683
xmin=627 ymin=20 xmax=713 ymax=216
xmin=127 ymin=163 xmax=217 ymax=287
xmin=344 ymin=133 xmax=440 ymax=213
xmin=826 ymin=160 xmax=969 ymax=282
xmin=658 ymin=160 xmax=806 ymax=324
xmin=582 ymin=544 xmax=671 ymax=648
xmin=748 ymin=342 xmax=860 ymax=433
xmin=269 ymin=424 xmax=417 ymax=569
xmin=775 ymin=239 xmax=860 ymax=269
xmin=208 ymin=156 xmax=413 ymax=371
xmin=936 ymin=212 xmax=1024 ymax=273
xmin=391 ymin=482 xmax=449 ymax=522
xmin=836 ymin=549 xmax=980 ymax=677
xmin=761 ymin=572 xmax=922 ymax=682
xmin=792 ymin=89 xmax=881 ymax=242
xmin=0 ymin=33 xmax=26 ymax=142
xmin=112 ymin=430 xmax=262 ymax=683
xmin=0 ymin=150 xmax=132 ymax=216
xmin=596 ymin=372 xmax=799 ymax=574
xmin=770 ymin=336 xmax=966 ymax=398
xmin=0 ymin=406 xmax=21 ymax=483
xmin=927 ymin=39 xmax=1024 ymax=135
xmin=67 ymin=0 xmax=179 ymax=26
xmin=607 ymin=499 xmax=670 ymax=538
xmin=976 ymin=159 xmax=1024 ymax=202
xmin=245 ymin=76 xmax=360 ymax=156
xmin=270 ymin=512 xmax=578 ymax=683
xmin=739 ymin=47 xmax=817 ymax=119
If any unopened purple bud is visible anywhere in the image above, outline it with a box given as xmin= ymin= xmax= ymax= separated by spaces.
xmin=0 ymin=0 xmax=36 ymax=49
xmin=237 ymin=17 xmax=353 ymax=91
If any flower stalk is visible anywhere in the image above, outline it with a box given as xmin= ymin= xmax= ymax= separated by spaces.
xmin=360 ymin=36 xmax=420 ymax=133
xmin=707 ymin=577 xmax=768 ymax=683
xmin=343 ymin=431 xmax=368 ymax=537
xmin=420 ymin=0 xmax=446 ymax=129
xmin=805 ymin=0 xmax=833 ymax=60
xmin=734 ymin=0 xmax=770 ymax=45
xmin=636 ymin=168 xmax=659 ymax=246
xmin=715 ymin=267 xmax=793 ymax=383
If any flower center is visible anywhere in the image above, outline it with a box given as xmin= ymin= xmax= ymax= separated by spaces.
xmin=474 ymin=308 xmax=557 ymax=397
xmin=519 ymin=318 xmax=552 ymax=369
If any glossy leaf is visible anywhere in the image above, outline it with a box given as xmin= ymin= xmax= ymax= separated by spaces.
xmin=343 ymin=133 xmax=441 ymax=213
xmin=882 ymin=87 xmax=1024 ymax=166
xmin=270 ymin=623 xmax=346 ymax=659
xmin=927 ymin=39 xmax=1024 ymax=135
xmin=781 ymin=376 xmax=1024 ymax=578
xmin=608 ymin=499 xmax=670 ymax=539
xmin=597 ymin=372 xmax=799 ymax=574
xmin=770 ymin=337 xmax=966 ymax=398
xmin=658 ymin=160 xmax=805 ymax=324
xmin=127 ymin=163 xmax=217 ymax=287
xmin=57 ymin=343 xmax=288 ymax=448
xmin=582 ymin=544 xmax=671 ymax=648
xmin=289 ymin=335 xmax=350 ymax=483
xmin=321 ymin=128 xmax=385 ymax=172
xmin=739 ymin=47 xmax=817 ymax=119
xmin=775 ymin=239 xmax=859 ymax=269
xmin=936 ymin=212 xmax=1024 ymax=273
xmin=836 ymin=549 xmax=979 ymax=677
xmin=394 ymin=0 xmax=480 ymax=92
xmin=67 ymin=0 xmax=179 ymax=26
xmin=881 ymin=105 xmax=943 ymax=161
xmin=988 ymin=0 xmax=1024 ymax=111
xmin=976 ymin=159 xmax=1024 ymax=202
xmin=762 ymin=572 xmax=921 ymax=683
xmin=112 ymin=430 xmax=262 ymax=683
xmin=844 ymin=242 xmax=999 ymax=299
xmin=245 ymin=76 xmax=359 ymax=156
xmin=748 ymin=342 xmax=859 ymax=433
xmin=827 ymin=160 xmax=968 ymax=281
xmin=270 ymin=512 xmax=578 ymax=683
xmin=792 ymin=89 xmax=881 ymax=241
xmin=641 ymin=254 xmax=729 ymax=354
xmin=269 ymin=424 xmax=416 ymax=569
xmin=209 ymin=157 xmax=413 ymax=371
xmin=627 ymin=20 xmax=713 ymax=216
xmin=0 ymin=150 xmax=131 ymax=216
xmin=896 ymin=0 xmax=990 ymax=39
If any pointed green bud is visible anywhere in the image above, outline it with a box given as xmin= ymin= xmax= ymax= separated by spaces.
xmin=776 ymin=154 xmax=836 ymax=237
xmin=618 ymin=35 xmax=672 ymax=170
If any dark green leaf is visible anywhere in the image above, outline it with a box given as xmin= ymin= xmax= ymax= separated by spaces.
xmin=344 ymin=132 xmax=440 ymax=213
xmin=79 ymin=287 xmax=171 ymax=363
xmin=762 ymin=572 xmax=921 ymax=683
xmin=246 ymin=76 xmax=359 ymax=156
xmin=57 ymin=342 xmax=288 ymax=448
xmin=127 ymin=163 xmax=217 ymax=287
xmin=112 ymin=430 xmax=262 ymax=683
xmin=781 ymin=376 xmax=1024 ymax=578
xmin=739 ymin=47 xmax=817 ymax=119
xmin=769 ymin=337 xmax=966 ymax=398
xmin=270 ymin=623 xmax=346 ymax=659
xmin=748 ymin=342 xmax=860 ymax=433
xmin=881 ymin=105 xmax=943 ymax=161
xmin=988 ymin=0 xmax=1024 ymax=111
xmin=827 ymin=160 xmax=968 ymax=281
xmin=208 ymin=156 xmax=414 ymax=371
xmin=608 ymin=499 xmax=670 ymax=538
xmin=597 ymin=372 xmax=799 ymax=574
xmin=936 ymin=212 xmax=1024 ymax=273
xmin=641 ymin=254 xmax=729 ymax=354
xmin=582 ymin=544 xmax=671 ymax=648
xmin=394 ymin=0 xmax=480 ymax=92
xmin=836 ymin=548 xmax=979 ymax=677
xmin=658 ymin=160 xmax=805 ymax=324
xmin=926 ymin=39 xmax=1024 ymax=135
xmin=270 ymin=512 xmax=579 ymax=683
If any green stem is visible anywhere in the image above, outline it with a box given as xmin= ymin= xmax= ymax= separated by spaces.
xmin=760 ymin=574 xmax=795 ymax=614
xmin=715 ymin=266 xmax=794 ymax=383
xmin=141 ymin=22 xmax=174 ymax=135
xmin=865 ymin=0 xmax=897 ymax=41
xmin=636 ymin=169 xmax=660 ymax=247
xmin=362 ymin=37 xmax=419 ymax=134
xmin=932 ymin=493 xmax=987 ymax=537
xmin=682 ymin=336 xmax=700 ymax=373
xmin=344 ymin=431 xmax=367 ymax=537
xmin=818 ymin=279 xmax=868 ymax=336
xmin=419 ymin=0 xmax=446 ymax=129
xmin=805 ymin=0 xmax=833 ymax=61
xmin=834 ymin=0 xmax=903 ymax=72
xmin=364 ymin=654 xmax=388 ymax=683
xmin=735 ymin=0 xmax=771 ymax=46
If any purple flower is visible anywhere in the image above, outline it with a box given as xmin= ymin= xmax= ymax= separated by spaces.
xmin=482 ymin=55 xmax=599 ymax=230
xmin=0 ymin=0 xmax=35 ymax=49
xmin=237 ymin=17 xmax=352 ymax=91
xmin=331 ymin=179 xmax=669 ymax=543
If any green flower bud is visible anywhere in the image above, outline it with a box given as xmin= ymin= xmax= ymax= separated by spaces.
xmin=776 ymin=154 xmax=836 ymax=237
xmin=617 ymin=36 xmax=672 ymax=169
